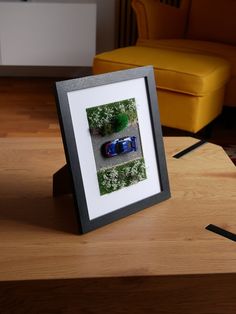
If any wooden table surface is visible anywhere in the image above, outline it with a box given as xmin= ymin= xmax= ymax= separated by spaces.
xmin=0 ymin=137 xmax=236 ymax=313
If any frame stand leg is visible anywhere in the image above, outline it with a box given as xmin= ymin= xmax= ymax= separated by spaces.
xmin=53 ymin=164 xmax=72 ymax=197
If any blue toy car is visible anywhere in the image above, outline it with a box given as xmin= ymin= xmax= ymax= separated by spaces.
xmin=101 ymin=136 xmax=137 ymax=158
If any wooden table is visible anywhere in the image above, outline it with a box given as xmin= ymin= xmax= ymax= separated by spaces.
xmin=0 ymin=137 xmax=236 ymax=313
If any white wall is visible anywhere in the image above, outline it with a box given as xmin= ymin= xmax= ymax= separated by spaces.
xmin=0 ymin=2 xmax=97 ymax=66
xmin=0 ymin=0 xmax=117 ymax=54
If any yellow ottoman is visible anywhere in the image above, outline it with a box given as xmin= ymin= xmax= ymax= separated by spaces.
xmin=93 ymin=46 xmax=230 ymax=133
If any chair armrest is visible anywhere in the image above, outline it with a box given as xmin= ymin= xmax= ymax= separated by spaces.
xmin=131 ymin=0 xmax=190 ymax=40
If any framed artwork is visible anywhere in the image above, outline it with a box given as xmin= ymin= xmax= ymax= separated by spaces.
xmin=55 ymin=66 xmax=170 ymax=233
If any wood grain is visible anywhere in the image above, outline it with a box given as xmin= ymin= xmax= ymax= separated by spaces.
xmin=0 ymin=77 xmax=60 ymax=137
xmin=0 ymin=137 xmax=235 ymax=281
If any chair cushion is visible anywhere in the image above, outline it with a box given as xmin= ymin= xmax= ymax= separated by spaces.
xmin=137 ymin=38 xmax=236 ymax=76
xmin=93 ymin=46 xmax=230 ymax=96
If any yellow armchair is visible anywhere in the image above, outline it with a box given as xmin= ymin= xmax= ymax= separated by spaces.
xmin=93 ymin=0 xmax=233 ymax=133
xmin=133 ymin=0 xmax=236 ymax=108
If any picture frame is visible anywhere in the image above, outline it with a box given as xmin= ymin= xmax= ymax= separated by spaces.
xmin=54 ymin=66 xmax=170 ymax=233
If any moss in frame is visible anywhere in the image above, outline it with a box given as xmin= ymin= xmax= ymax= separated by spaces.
xmin=86 ymin=98 xmax=137 ymax=136
xmin=97 ymin=157 xmax=146 ymax=195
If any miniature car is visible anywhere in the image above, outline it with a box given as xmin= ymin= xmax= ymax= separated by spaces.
xmin=101 ymin=136 xmax=137 ymax=158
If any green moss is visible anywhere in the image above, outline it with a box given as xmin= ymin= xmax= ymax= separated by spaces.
xmin=97 ymin=158 xmax=146 ymax=195
xmin=86 ymin=98 xmax=137 ymax=132
xmin=113 ymin=113 xmax=129 ymax=132
xmin=100 ymin=123 xmax=114 ymax=136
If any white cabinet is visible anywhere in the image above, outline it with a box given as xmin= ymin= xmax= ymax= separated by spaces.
xmin=0 ymin=2 xmax=96 ymax=66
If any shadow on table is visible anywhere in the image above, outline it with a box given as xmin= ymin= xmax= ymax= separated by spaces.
xmin=0 ymin=195 xmax=79 ymax=235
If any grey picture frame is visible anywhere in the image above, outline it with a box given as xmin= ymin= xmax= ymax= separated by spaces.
xmin=54 ymin=66 xmax=170 ymax=234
